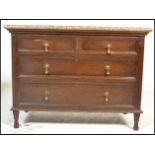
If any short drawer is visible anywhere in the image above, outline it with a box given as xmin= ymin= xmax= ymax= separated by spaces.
xmin=19 ymin=82 xmax=135 ymax=109
xmin=80 ymin=36 xmax=137 ymax=54
xmin=17 ymin=35 xmax=75 ymax=53
xmin=19 ymin=57 xmax=136 ymax=77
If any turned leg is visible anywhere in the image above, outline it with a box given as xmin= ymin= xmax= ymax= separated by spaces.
xmin=133 ymin=113 xmax=140 ymax=131
xmin=13 ymin=110 xmax=19 ymax=128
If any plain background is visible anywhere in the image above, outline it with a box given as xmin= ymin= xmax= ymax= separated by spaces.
xmin=0 ymin=0 xmax=155 ymax=19
xmin=1 ymin=20 xmax=155 ymax=154
xmin=1 ymin=20 xmax=154 ymax=132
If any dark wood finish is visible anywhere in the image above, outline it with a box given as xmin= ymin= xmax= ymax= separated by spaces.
xmin=13 ymin=110 xmax=19 ymax=128
xmin=80 ymin=36 xmax=136 ymax=52
xmin=19 ymin=82 xmax=135 ymax=107
xmin=4 ymin=25 xmax=151 ymax=130
xmin=134 ymin=113 xmax=140 ymax=130
xmin=17 ymin=35 xmax=75 ymax=52
xmin=19 ymin=56 xmax=136 ymax=76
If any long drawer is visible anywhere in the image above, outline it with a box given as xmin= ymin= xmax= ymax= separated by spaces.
xmin=19 ymin=56 xmax=136 ymax=76
xmin=19 ymin=80 xmax=136 ymax=109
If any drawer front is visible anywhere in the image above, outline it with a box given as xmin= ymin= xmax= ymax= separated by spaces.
xmin=17 ymin=35 xmax=75 ymax=52
xmin=19 ymin=57 xmax=135 ymax=76
xmin=19 ymin=82 xmax=135 ymax=108
xmin=80 ymin=36 xmax=136 ymax=53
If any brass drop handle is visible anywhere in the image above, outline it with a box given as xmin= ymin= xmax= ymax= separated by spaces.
xmin=104 ymin=92 xmax=109 ymax=103
xmin=44 ymin=90 xmax=49 ymax=101
xmin=44 ymin=64 xmax=50 ymax=75
xmin=105 ymin=65 xmax=111 ymax=76
xmin=44 ymin=42 xmax=49 ymax=53
xmin=106 ymin=44 xmax=111 ymax=55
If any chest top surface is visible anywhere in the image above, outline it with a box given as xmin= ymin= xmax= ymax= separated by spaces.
xmin=4 ymin=25 xmax=152 ymax=36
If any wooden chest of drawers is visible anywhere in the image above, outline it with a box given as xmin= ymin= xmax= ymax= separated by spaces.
xmin=5 ymin=25 xmax=151 ymax=130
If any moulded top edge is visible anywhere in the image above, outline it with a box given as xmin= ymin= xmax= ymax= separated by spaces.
xmin=4 ymin=25 xmax=152 ymax=34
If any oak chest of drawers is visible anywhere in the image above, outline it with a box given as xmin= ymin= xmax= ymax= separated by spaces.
xmin=5 ymin=25 xmax=151 ymax=130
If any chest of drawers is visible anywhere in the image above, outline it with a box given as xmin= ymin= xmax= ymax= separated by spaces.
xmin=4 ymin=25 xmax=151 ymax=130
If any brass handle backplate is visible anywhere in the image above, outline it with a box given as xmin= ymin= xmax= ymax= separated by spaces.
xmin=104 ymin=92 xmax=109 ymax=103
xmin=105 ymin=65 xmax=111 ymax=76
xmin=44 ymin=90 xmax=49 ymax=101
xmin=106 ymin=44 xmax=111 ymax=55
xmin=44 ymin=64 xmax=50 ymax=75
xmin=44 ymin=42 xmax=49 ymax=53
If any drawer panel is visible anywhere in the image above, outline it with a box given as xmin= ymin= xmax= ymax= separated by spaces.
xmin=19 ymin=82 xmax=135 ymax=108
xmin=19 ymin=57 xmax=136 ymax=76
xmin=17 ymin=35 xmax=75 ymax=52
xmin=80 ymin=36 xmax=136 ymax=53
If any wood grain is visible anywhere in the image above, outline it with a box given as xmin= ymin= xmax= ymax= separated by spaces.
xmin=5 ymin=25 xmax=151 ymax=130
